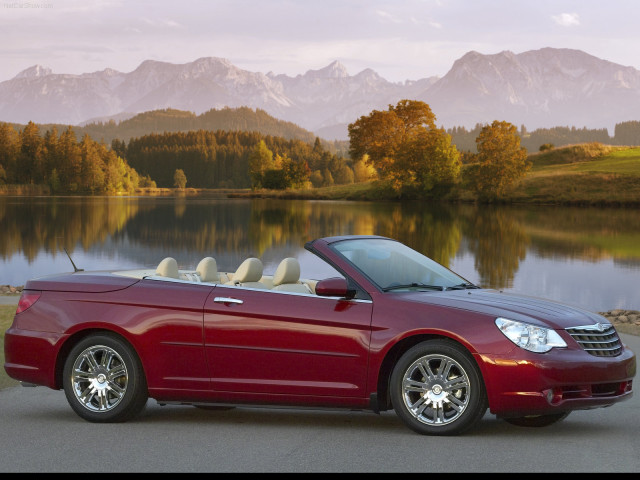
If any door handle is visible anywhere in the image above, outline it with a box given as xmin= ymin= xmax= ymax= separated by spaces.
xmin=213 ymin=297 xmax=244 ymax=305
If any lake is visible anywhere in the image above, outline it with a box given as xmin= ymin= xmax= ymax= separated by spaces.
xmin=1 ymin=195 xmax=639 ymax=312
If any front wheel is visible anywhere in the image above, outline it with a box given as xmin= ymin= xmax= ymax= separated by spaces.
xmin=390 ymin=339 xmax=487 ymax=436
xmin=503 ymin=412 xmax=570 ymax=428
xmin=63 ymin=334 xmax=148 ymax=423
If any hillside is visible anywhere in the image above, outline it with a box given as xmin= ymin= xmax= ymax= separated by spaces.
xmin=79 ymin=107 xmax=318 ymax=144
xmin=9 ymin=107 xmax=320 ymax=145
xmin=497 ymin=144 xmax=640 ymax=205
xmin=245 ymin=144 xmax=640 ymax=206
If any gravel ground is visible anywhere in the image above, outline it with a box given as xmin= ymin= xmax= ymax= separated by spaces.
xmin=598 ymin=309 xmax=640 ymax=336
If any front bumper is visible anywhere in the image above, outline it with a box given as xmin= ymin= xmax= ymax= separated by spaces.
xmin=478 ymin=344 xmax=636 ymax=418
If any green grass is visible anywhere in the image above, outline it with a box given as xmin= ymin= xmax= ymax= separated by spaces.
xmin=228 ymin=144 xmax=640 ymax=205
xmin=532 ymin=147 xmax=640 ymax=176
xmin=0 ymin=304 xmax=20 ymax=390
xmin=505 ymin=145 xmax=640 ymax=205
xmin=228 ymin=181 xmax=392 ymax=201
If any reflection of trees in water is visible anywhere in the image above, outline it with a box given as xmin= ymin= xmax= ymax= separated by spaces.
xmin=510 ymin=206 xmax=640 ymax=262
xmin=1 ymin=196 xmax=464 ymax=271
xmin=368 ymin=202 xmax=462 ymax=268
xmin=250 ymin=200 xmax=463 ymax=269
xmin=0 ymin=197 xmax=144 ymax=261
xmin=3 ymin=198 xmax=640 ymax=283
xmin=461 ymin=205 xmax=530 ymax=289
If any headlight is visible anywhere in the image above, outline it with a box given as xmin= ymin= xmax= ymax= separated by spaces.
xmin=495 ymin=317 xmax=567 ymax=353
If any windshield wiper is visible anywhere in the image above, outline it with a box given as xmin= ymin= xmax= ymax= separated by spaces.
xmin=382 ymin=283 xmax=445 ymax=292
xmin=445 ymin=283 xmax=481 ymax=290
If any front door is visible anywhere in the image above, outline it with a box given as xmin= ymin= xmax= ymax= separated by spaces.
xmin=203 ymin=285 xmax=373 ymax=398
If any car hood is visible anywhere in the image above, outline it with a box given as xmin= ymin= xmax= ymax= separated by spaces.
xmin=398 ymin=288 xmax=607 ymax=329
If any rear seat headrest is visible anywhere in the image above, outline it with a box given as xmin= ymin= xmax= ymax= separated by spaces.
xmin=196 ymin=257 xmax=218 ymax=282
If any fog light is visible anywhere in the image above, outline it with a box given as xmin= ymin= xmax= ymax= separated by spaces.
xmin=545 ymin=389 xmax=554 ymax=403
xmin=544 ymin=388 xmax=562 ymax=405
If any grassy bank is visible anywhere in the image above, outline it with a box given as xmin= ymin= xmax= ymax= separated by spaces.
xmin=230 ymin=144 xmax=640 ymax=205
xmin=3 ymin=143 xmax=639 ymax=205
xmin=0 ymin=305 xmax=20 ymax=390
xmin=503 ymin=145 xmax=640 ymax=205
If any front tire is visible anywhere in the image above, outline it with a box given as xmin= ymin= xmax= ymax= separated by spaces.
xmin=390 ymin=339 xmax=487 ymax=436
xmin=63 ymin=334 xmax=148 ymax=423
xmin=503 ymin=412 xmax=570 ymax=427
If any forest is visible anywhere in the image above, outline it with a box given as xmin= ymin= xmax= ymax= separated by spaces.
xmin=0 ymin=121 xmax=358 ymax=192
xmin=2 ymin=105 xmax=640 ymax=195
xmin=118 ymin=130 xmax=357 ymax=189
xmin=0 ymin=121 xmax=148 ymax=194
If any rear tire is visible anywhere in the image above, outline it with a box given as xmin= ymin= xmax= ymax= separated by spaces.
xmin=390 ymin=339 xmax=487 ymax=436
xmin=63 ymin=334 xmax=148 ymax=423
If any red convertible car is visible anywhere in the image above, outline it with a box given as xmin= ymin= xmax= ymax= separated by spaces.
xmin=4 ymin=235 xmax=636 ymax=435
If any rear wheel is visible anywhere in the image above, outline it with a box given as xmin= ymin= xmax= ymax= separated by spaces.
xmin=503 ymin=412 xmax=570 ymax=427
xmin=390 ymin=339 xmax=487 ymax=436
xmin=63 ymin=334 xmax=148 ymax=423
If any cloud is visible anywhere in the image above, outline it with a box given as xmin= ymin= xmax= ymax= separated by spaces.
xmin=375 ymin=9 xmax=402 ymax=23
xmin=551 ymin=13 xmax=580 ymax=27
xmin=142 ymin=18 xmax=182 ymax=28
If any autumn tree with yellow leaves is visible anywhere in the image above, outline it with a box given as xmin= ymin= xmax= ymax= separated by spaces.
xmin=348 ymin=100 xmax=461 ymax=197
xmin=465 ymin=120 xmax=530 ymax=201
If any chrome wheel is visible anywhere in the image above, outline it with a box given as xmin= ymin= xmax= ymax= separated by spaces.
xmin=63 ymin=334 xmax=148 ymax=423
xmin=390 ymin=339 xmax=487 ymax=435
xmin=401 ymin=353 xmax=471 ymax=426
xmin=70 ymin=344 xmax=128 ymax=412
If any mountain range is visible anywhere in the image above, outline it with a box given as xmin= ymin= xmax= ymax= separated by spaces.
xmin=2 ymin=47 xmax=639 ymax=140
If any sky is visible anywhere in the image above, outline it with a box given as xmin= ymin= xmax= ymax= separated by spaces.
xmin=1 ymin=0 xmax=639 ymax=83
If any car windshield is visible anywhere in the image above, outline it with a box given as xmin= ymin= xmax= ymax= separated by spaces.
xmin=331 ymin=238 xmax=471 ymax=292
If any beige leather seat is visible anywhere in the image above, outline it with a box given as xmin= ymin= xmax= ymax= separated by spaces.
xmin=156 ymin=257 xmax=179 ymax=278
xmin=225 ymin=258 xmax=267 ymax=289
xmin=196 ymin=257 xmax=220 ymax=283
xmin=271 ymin=258 xmax=311 ymax=293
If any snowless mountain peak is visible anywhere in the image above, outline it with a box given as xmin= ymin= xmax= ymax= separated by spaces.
xmin=355 ymin=68 xmax=380 ymax=78
xmin=304 ymin=60 xmax=349 ymax=79
xmin=14 ymin=65 xmax=53 ymax=79
xmin=191 ymin=56 xmax=234 ymax=68
xmin=2 ymin=48 xmax=640 ymax=140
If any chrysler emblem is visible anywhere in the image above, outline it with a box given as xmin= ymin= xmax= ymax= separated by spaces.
xmin=595 ymin=323 xmax=605 ymax=332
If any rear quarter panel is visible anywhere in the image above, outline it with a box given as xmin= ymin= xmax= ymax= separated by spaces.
xmin=7 ymin=278 xmax=214 ymax=393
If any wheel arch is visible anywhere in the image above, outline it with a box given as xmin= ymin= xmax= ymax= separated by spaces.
xmin=374 ymin=333 xmax=487 ymax=412
xmin=54 ymin=328 xmax=145 ymax=390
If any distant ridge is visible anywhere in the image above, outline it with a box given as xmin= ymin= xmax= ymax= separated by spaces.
xmin=1 ymin=48 xmax=639 ymax=140
xmin=79 ymin=107 xmax=317 ymax=144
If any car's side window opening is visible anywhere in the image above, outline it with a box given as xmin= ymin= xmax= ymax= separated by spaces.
xmin=120 ymin=255 xmax=321 ymax=295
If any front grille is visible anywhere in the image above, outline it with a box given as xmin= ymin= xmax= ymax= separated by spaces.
xmin=565 ymin=324 xmax=622 ymax=357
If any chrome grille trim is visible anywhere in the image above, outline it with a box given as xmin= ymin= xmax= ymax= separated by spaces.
xmin=565 ymin=324 xmax=622 ymax=357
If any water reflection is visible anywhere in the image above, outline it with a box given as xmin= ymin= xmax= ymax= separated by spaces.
xmin=462 ymin=206 xmax=530 ymax=289
xmin=1 ymin=196 xmax=639 ymax=311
